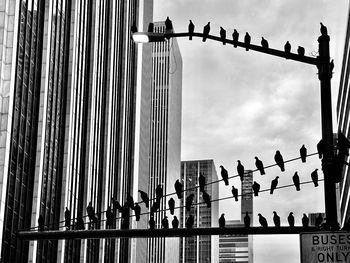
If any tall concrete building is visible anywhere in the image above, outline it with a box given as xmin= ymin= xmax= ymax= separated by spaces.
xmin=0 ymin=0 xmax=153 ymax=262
xmin=179 ymin=160 xmax=219 ymax=263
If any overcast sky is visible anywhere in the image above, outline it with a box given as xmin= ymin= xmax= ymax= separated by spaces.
xmin=153 ymin=1 xmax=349 ymax=262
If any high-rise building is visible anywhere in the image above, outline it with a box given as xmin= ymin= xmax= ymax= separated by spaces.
xmin=0 ymin=1 xmax=153 ymax=262
xmin=179 ymin=160 xmax=219 ymax=263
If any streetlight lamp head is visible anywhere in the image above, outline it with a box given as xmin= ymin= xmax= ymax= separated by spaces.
xmin=132 ymin=32 xmax=167 ymax=43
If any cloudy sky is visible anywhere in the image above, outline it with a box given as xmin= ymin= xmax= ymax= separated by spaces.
xmin=153 ymin=0 xmax=349 ymax=262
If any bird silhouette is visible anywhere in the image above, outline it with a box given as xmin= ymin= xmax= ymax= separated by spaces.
xmin=219 ymin=213 xmax=226 ymax=228
xmin=161 ymin=216 xmax=169 ymax=229
xmin=338 ymin=131 xmax=350 ymax=156
xmin=38 ymin=215 xmax=45 ymax=231
xmin=65 ymin=207 xmax=71 ymax=230
xmin=131 ymin=22 xmax=137 ymax=33
xmin=232 ymin=29 xmax=239 ymax=47
xmin=311 ymin=168 xmax=319 ymax=187
xmin=175 ymin=179 xmax=183 ymax=199
xmin=317 ymin=139 xmax=324 ymax=159
xmin=202 ymin=191 xmax=211 ymax=208
xmin=106 ymin=206 xmax=114 ymax=228
xmin=274 ymin=150 xmax=285 ymax=172
xmin=113 ymin=199 xmax=122 ymax=211
xmin=220 ymin=27 xmax=226 ymax=45
xmin=156 ymin=184 xmax=163 ymax=203
xmin=138 ymin=190 xmax=149 ymax=208
xmin=300 ymin=145 xmax=307 ymax=163
xmin=199 ymin=172 xmax=206 ymax=192
xmin=258 ymin=213 xmax=268 ymax=227
xmin=288 ymin=212 xmax=295 ymax=227
xmin=255 ymin=157 xmax=265 ymax=175
xmin=284 ymin=41 xmax=291 ymax=57
xmin=320 ymin=22 xmax=328 ymax=36
xmin=252 ymin=181 xmax=260 ymax=196
xmin=220 ymin=165 xmax=229 ymax=185
xmin=186 ymin=215 xmax=194 ymax=228
xmin=292 ymin=172 xmax=301 ymax=191
xmin=186 ymin=194 xmax=195 ymax=212
xmin=237 ymin=160 xmax=244 ymax=181
xmin=302 ymin=214 xmax=309 ymax=227
xmin=172 ymin=216 xmax=179 ymax=229
xmin=165 ymin=16 xmax=173 ymax=32
xmin=134 ymin=203 xmax=141 ymax=221
xmin=76 ymin=214 xmax=85 ymax=230
xmin=261 ymin=37 xmax=269 ymax=49
xmin=168 ymin=198 xmax=175 ymax=215
xmin=270 ymin=176 xmax=279 ymax=194
xmin=273 ymin=211 xmax=281 ymax=227
xmin=148 ymin=22 xmax=154 ymax=33
xmin=244 ymin=32 xmax=251 ymax=51
xmin=203 ymin=22 xmax=210 ymax=42
xmin=231 ymin=185 xmax=238 ymax=201
xmin=127 ymin=195 xmax=135 ymax=209
xmin=149 ymin=216 xmax=155 ymax=229
xmin=188 ymin=20 xmax=194 ymax=40
xmin=151 ymin=200 xmax=160 ymax=214
xmin=297 ymin=46 xmax=305 ymax=56
xmin=315 ymin=213 xmax=323 ymax=228
xmin=244 ymin=212 xmax=250 ymax=228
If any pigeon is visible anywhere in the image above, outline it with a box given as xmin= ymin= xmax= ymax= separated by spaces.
xmin=131 ymin=22 xmax=137 ymax=33
xmin=199 ymin=172 xmax=206 ymax=192
xmin=175 ymin=179 xmax=183 ymax=199
xmin=161 ymin=216 xmax=169 ymax=229
xmin=292 ymin=172 xmax=301 ymax=191
xmin=106 ymin=206 xmax=114 ymax=227
xmin=38 ymin=215 xmax=45 ymax=231
xmin=302 ymin=214 xmax=309 ymax=227
xmin=148 ymin=22 xmax=154 ymax=33
xmin=127 ymin=195 xmax=135 ymax=209
xmin=219 ymin=213 xmax=226 ymax=228
xmin=165 ymin=16 xmax=173 ymax=32
xmin=231 ymin=185 xmax=238 ymax=201
xmin=202 ymin=191 xmax=211 ymax=208
xmin=274 ymin=150 xmax=285 ymax=172
xmin=273 ymin=211 xmax=281 ymax=227
xmin=76 ymin=214 xmax=85 ymax=230
xmin=138 ymin=190 xmax=149 ymax=208
xmin=320 ymin=22 xmax=328 ymax=36
xmin=317 ymin=139 xmax=324 ymax=159
xmin=113 ymin=199 xmax=122 ymax=211
xmin=244 ymin=212 xmax=251 ymax=228
xmin=297 ymin=46 xmax=305 ymax=57
xmin=261 ymin=37 xmax=269 ymax=49
xmin=284 ymin=41 xmax=291 ymax=57
xmin=315 ymin=213 xmax=323 ymax=227
xmin=270 ymin=176 xmax=279 ymax=194
xmin=252 ymin=181 xmax=260 ymax=196
xmin=172 ymin=216 xmax=179 ymax=229
xmin=203 ymin=22 xmax=210 ymax=42
xmin=232 ymin=29 xmax=239 ymax=47
xmin=149 ymin=216 xmax=155 ymax=229
xmin=338 ymin=132 xmax=350 ymax=156
xmin=65 ymin=207 xmax=71 ymax=230
xmin=244 ymin=32 xmax=251 ymax=51
xmin=237 ymin=160 xmax=244 ymax=181
xmin=151 ymin=201 xmax=160 ymax=214
xmin=300 ymin=145 xmax=307 ymax=163
xmin=134 ymin=203 xmax=141 ymax=221
xmin=188 ymin=20 xmax=194 ymax=40
xmin=156 ymin=184 xmax=163 ymax=203
xmin=311 ymin=169 xmax=319 ymax=187
xmin=288 ymin=212 xmax=295 ymax=227
xmin=186 ymin=194 xmax=195 ymax=212
xmin=255 ymin=157 xmax=265 ymax=175
xmin=168 ymin=198 xmax=175 ymax=215
xmin=258 ymin=213 xmax=268 ymax=227
xmin=220 ymin=165 xmax=229 ymax=185
xmin=186 ymin=215 xmax=194 ymax=228
xmin=220 ymin=27 xmax=226 ymax=45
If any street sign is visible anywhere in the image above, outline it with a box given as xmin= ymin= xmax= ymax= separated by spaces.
xmin=300 ymin=231 xmax=350 ymax=263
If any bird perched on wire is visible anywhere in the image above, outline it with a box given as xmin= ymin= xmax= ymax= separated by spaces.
xmin=320 ymin=22 xmax=328 ymax=36
xmin=188 ymin=20 xmax=194 ymax=40
xmin=220 ymin=27 xmax=226 ymax=45
xmin=270 ymin=176 xmax=279 ymax=194
xmin=300 ymin=145 xmax=307 ymax=163
xmin=148 ymin=22 xmax=154 ymax=33
xmin=220 ymin=165 xmax=229 ymax=185
xmin=168 ymin=197 xmax=175 ymax=215
xmin=311 ymin=169 xmax=319 ymax=187
xmin=172 ymin=216 xmax=179 ymax=229
xmin=202 ymin=191 xmax=211 ymax=208
xmin=65 ymin=207 xmax=71 ymax=230
xmin=288 ymin=212 xmax=295 ymax=227
xmin=106 ymin=206 xmax=114 ymax=228
xmin=186 ymin=215 xmax=194 ymax=228
xmin=199 ymin=172 xmax=206 ymax=192
xmin=261 ymin=37 xmax=269 ymax=49
xmin=231 ymin=185 xmax=238 ymax=201
xmin=315 ymin=213 xmax=323 ymax=228
xmin=113 ymin=199 xmax=122 ymax=212
xmin=174 ymin=179 xmax=183 ymax=199
xmin=219 ymin=213 xmax=226 ymax=228
xmin=284 ymin=41 xmax=291 ymax=58
xmin=244 ymin=212 xmax=251 ymax=228
xmin=138 ymin=190 xmax=149 ymax=208
xmin=151 ymin=200 xmax=160 ymax=214
xmin=156 ymin=184 xmax=163 ymax=203
xmin=38 ymin=215 xmax=45 ymax=231
xmin=127 ymin=195 xmax=135 ymax=209
xmin=149 ymin=216 xmax=155 ymax=229
xmin=244 ymin=32 xmax=251 ymax=51
xmin=202 ymin=22 xmax=210 ymax=42
xmin=232 ymin=29 xmax=239 ymax=47
xmin=317 ymin=139 xmax=324 ymax=159
xmin=161 ymin=216 xmax=169 ymax=229
xmin=302 ymin=214 xmax=309 ymax=227
xmin=252 ymin=181 xmax=260 ymax=196
xmin=258 ymin=213 xmax=268 ymax=227
xmin=292 ymin=172 xmax=301 ymax=191
xmin=76 ymin=214 xmax=85 ymax=230
xmin=237 ymin=160 xmax=244 ymax=181
xmin=134 ymin=203 xmax=141 ymax=221
xmin=165 ymin=16 xmax=173 ymax=32
xmin=186 ymin=194 xmax=195 ymax=212
xmin=297 ymin=46 xmax=305 ymax=57
xmin=273 ymin=211 xmax=281 ymax=227
xmin=274 ymin=150 xmax=285 ymax=172
xmin=255 ymin=156 xmax=265 ymax=175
